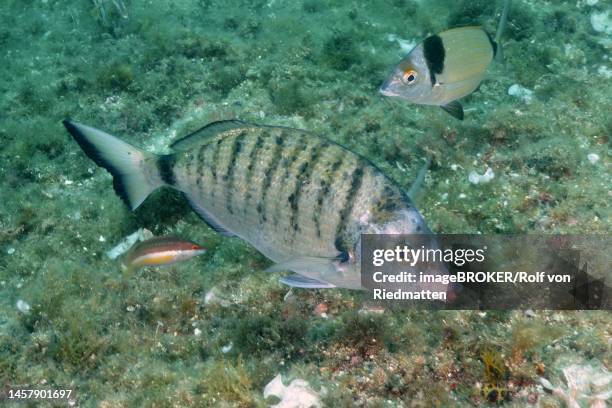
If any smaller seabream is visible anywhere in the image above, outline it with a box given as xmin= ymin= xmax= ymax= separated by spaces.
xmin=380 ymin=26 xmax=496 ymax=120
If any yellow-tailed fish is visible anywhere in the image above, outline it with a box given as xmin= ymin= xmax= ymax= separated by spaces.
xmin=121 ymin=236 xmax=206 ymax=274
xmin=380 ymin=26 xmax=497 ymax=120
xmin=64 ymin=119 xmax=444 ymax=290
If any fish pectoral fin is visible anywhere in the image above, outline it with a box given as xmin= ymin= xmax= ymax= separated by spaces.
xmin=265 ymin=256 xmax=339 ymax=274
xmin=441 ymin=101 xmax=464 ymax=120
xmin=407 ymin=158 xmax=431 ymax=199
xmin=279 ymin=274 xmax=336 ymax=289
xmin=183 ymin=193 xmax=236 ymax=237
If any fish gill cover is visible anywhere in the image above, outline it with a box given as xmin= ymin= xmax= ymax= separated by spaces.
xmin=0 ymin=0 xmax=610 ymax=407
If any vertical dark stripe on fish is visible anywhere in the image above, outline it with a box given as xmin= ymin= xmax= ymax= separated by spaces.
xmin=243 ymin=131 xmax=267 ymax=213
xmin=423 ymin=34 xmax=445 ymax=85
xmin=286 ymin=141 xmax=327 ymax=233
xmin=195 ymin=143 xmax=207 ymax=189
xmin=209 ymin=138 xmax=224 ymax=198
xmin=274 ymin=133 xmax=307 ymax=226
xmin=257 ymin=134 xmax=285 ymax=222
xmin=313 ymin=154 xmax=344 ymax=238
xmin=158 ymin=154 xmax=176 ymax=185
xmin=334 ymin=164 xmax=364 ymax=253
xmin=224 ymin=131 xmax=247 ymax=214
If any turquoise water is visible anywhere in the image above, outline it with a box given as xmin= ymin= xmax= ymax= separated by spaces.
xmin=0 ymin=0 xmax=610 ymax=406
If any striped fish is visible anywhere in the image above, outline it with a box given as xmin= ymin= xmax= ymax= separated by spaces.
xmin=63 ymin=119 xmax=434 ymax=289
xmin=121 ymin=236 xmax=206 ymax=275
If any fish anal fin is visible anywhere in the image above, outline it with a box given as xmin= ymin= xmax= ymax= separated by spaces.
xmin=280 ymin=274 xmax=336 ymax=289
xmin=265 ymin=256 xmax=339 ymax=274
xmin=183 ymin=193 xmax=236 ymax=237
xmin=441 ymin=101 xmax=464 ymax=120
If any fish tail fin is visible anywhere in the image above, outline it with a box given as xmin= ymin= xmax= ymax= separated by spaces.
xmin=63 ymin=120 xmax=165 ymax=210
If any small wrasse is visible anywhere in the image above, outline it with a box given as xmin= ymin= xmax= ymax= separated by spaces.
xmin=121 ymin=236 xmax=206 ymax=274
xmin=380 ymin=26 xmax=496 ymax=120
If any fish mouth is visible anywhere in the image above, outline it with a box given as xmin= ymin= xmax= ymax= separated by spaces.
xmin=379 ymin=81 xmax=398 ymax=97
xmin=379 ymin=86 xmax=397 ymax=97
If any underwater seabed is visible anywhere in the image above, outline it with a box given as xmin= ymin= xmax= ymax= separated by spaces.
xmin=0 ymin=0 xmax=610 ymax=406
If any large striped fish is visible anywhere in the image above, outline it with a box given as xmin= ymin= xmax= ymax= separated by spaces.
xmin=63 ymin=119 xmax=435 ymax=289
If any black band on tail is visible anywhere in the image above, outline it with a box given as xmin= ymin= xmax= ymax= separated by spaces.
xmin=158 ymin=155 xmax=176 ymax=185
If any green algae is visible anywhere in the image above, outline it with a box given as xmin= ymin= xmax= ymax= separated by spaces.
xmin=0 ymin=0 xmax=610 ymax=406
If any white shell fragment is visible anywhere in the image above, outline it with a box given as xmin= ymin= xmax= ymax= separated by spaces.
xmin=508 ymin=84 xmax=534 ymax=104
xmin=540 ymin=363 xmax=612 ymax=408
xmin=264 ymin=374 xmax=321 ymax=408
xmin=587 ymin=153 xmax=600 ymax=164
xmin=590 ymin=11 xmax=612 ymax=34
xmin=221 ymin=342 xmax=233 ymax=353
xmin=16 ymin=299 xmax=31 ymax=314
xmin=204 ymin=288 xmax=231 ymax=307
xmin=468 ymin=167 xmax=495 ymax=185
xmin=386 ymin=34 xmax=416 ymax=53
xmin=106 ymin=228 xmax=153 ymax=260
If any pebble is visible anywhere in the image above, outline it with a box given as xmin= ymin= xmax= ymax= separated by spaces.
xmin=194 ymin=328 xmax=202 ymax=337
xmin=7 ymin=247 xmax=15 ymax=255
xmin=263 ymin=374 xmax=321 ymax=408
xmin=468 ymin=167 xmax=495 ymax=185
xmin=106 ymin=229 xmax=148 ymax=260
xmin=387 ymin=34 xmax=416 ymax=53
xmin=221 ymin=342 xmax=233 ymax=353
xmin=587 ymin=153 xmax=600 ymax=164
xmin=16 ymin=299 xmax=31 ymax=314
xmin=508 ymin=84 xmax=534 ymax=104
xmin=598 ymin=65 xmax=612 ymax=78
xmin=591 ymin=10 xmax=612 ymax=34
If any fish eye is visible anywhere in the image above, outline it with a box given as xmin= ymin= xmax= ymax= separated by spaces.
xmin=402 ymin=70 xmax=417 ymax=85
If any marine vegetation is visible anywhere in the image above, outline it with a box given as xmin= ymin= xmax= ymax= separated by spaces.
xmin=0 ymin=0 xmax=609 ymax=406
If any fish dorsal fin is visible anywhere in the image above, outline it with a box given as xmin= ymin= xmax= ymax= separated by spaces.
xmin=170 ymin=120 xmax=254 ymax=151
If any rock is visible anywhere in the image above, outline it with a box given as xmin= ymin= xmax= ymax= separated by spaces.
xmin=590 ymin=11 xmax=612 ymax=34
xmin=508 ymin=84 xmax=534 ymax=104
xmin=263 ymin=374 xmax=321 ymax=408
xmin=16 ymin=299 xmax=30 ymax=314
xmin=587 ymin=153 xmax=600 ymax=164
xmin=468 ymin=167 xmax=495 ymax=185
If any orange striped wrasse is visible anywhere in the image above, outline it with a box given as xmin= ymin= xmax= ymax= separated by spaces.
xmin=64 ymin=119 xmax=443 ymax=290
xmin=121 ymin=236 xmax=206 ymax=274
